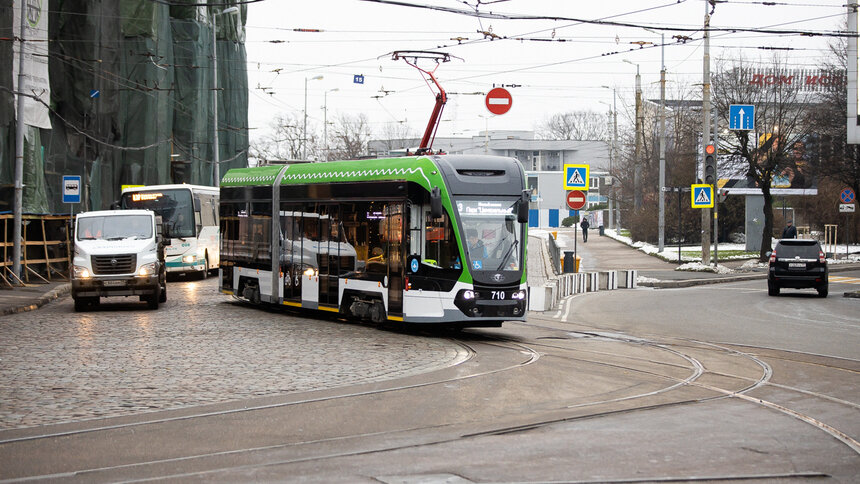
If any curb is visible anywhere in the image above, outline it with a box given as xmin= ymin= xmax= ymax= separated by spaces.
xmin=639 ymin=273 xmax=766 ymax=289
xmin=0 ymin=283 xmax=71 ymax=317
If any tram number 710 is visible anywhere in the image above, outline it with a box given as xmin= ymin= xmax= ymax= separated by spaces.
xmin=491 ymin=290 xmax=506 ymax=300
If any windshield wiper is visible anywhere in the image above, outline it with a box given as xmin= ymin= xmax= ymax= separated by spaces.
xmin=496 ymin=239 xmax=518 ymax=271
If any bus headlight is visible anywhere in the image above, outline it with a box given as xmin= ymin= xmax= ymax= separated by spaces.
xmin=511 ymin=290 xmax=526 ymax=300
xmin=182 ymin=255 xmax=196 ymax=264
xmin=73 ymin=265 xmax=91 ymax=279
xmin=137 ymin=262 xmax=158 ymax=277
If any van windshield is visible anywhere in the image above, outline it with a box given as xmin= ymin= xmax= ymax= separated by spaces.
xmin=77 ymin=215 xmax=153 ymax=241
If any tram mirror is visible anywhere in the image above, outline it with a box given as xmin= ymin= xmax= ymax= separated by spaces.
xmin=430 ymin=187 xmax=443 ymax=219
xmin=517 ymin=190 xmax=529 ymax=224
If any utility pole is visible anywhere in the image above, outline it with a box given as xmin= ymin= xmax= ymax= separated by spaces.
xmin=12 ymin=2 xmax=28 ymax=280
xmin=658 ymin=34 xmax=667 ymax=252
xmin=701 ymin=0 xmax=712 ymax=265
xmin=612 ymin=90 xmax=619 ymax=229
xmin=634 ymin=65 xmax=644 ymax=211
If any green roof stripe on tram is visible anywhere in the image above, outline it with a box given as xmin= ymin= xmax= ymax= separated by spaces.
xmin=221 ymin=157 xmax=441 ymax=191
xmin=220 ymin=164 xmax=287 ymax=186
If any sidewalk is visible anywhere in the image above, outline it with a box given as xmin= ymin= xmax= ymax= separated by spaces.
xmin=0 ymin=281 xmax=70 ymax=317
xmin=543 ymin=227 xmax=860 ymax=289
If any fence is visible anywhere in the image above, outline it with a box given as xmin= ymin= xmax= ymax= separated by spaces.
xmin=1 ymin=214 xmax=71 ymax=286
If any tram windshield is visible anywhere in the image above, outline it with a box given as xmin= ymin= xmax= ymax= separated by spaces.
xmin=456 ymin=198 xmax=523 ymax=271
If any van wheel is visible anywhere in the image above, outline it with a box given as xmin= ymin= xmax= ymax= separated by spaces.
xmin=74 ymin=297 xmax=87 ymax=312
xmin=147 ymin=289 xmax=159 ymax=309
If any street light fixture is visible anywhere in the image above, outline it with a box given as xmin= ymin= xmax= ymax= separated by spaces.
xmin=212 ymin=6 xmax=239 ymax=187
xmin=303 ymin=75 xmax=323 ymax=160
xmin=323 ymin=88 xmax=339 ymax=161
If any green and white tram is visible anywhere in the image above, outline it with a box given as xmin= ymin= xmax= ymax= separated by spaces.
xmin=219 ymin=155 xmax=529 ymax=327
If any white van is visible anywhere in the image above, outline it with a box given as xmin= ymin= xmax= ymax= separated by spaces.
xmin=71 ymin=209 xmax=168 ymax=311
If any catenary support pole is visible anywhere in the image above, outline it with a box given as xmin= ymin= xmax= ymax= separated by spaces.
xmin=12 ymin=3 xmax=28 ymax=280
xmin=658 ymin=34 xmax=666 ymax=252
xmin=701 ymin=0 xmax=712 ymax=264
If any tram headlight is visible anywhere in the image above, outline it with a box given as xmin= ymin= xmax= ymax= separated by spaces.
xmin=511 ymin=290 xmax=526 ymax=300
xmin=462 ymin=290 xmax=475 ymax=300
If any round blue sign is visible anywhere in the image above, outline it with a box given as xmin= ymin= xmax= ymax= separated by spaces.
xmin=410 ymin=258 xmax=419 ymax=273
xmin=840 ymin=188 xmax=855 ymax=204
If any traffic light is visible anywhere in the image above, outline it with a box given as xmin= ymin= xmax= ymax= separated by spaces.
xmin=703 ymin=144 xmax=716 ymax=186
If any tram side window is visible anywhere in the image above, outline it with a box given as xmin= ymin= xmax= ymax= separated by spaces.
xmin=220 ymin=201 xmax=243 ymax=262
xmin=424 ymin=211 xmax=458 ymax=269
xmin=246 ymin=201 xmax=272 ymax=265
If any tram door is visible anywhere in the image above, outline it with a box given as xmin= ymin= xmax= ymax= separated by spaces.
xmin=385 ymin=202 xmax=404 ymax=316
xmin=300 ymin=205 xmax=319 ymax=308
xmin=317 ymin=205 xmax=341 ymax=308
xmin=280 ymin=208 xmax=302 ymax=305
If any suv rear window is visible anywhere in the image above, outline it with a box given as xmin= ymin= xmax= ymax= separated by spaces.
xmin=775 ymin=240 xmax=820 ymax=258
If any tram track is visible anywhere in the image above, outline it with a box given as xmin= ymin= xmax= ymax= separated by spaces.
xmin=2 ymin=311 xmax=858 ymax=482
xmin=521 ymin=313 xmax=860 ymax=456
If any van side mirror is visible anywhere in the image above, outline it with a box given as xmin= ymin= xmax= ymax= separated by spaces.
xmin=430 ymin=187 xmax=443 ymax=219
xmin=517 ymin=190 xmax=529 ymax=224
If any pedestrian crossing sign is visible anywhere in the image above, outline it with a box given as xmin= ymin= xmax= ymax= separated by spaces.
xmin=563 ymin=164 xmax=589 ymax=190
xmin=691 ymin=184 xmax=714 ymax=208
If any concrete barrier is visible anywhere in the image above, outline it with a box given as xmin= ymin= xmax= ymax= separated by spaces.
xmin=528 ymin=284 xmax=553 ymax=311
xmin=599 ymin=270 xmax=618 ymax=290
xmin=585 ymin=272 xmax=599 ymax=292
xmin=618 ymin=270 xmax=638 ymax=288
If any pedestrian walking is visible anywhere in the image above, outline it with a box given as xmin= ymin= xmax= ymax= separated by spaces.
xmin=580 ymin=217 xmax=590 ymax=243
xmin=781 ymin=220 xmax=797 ymax=239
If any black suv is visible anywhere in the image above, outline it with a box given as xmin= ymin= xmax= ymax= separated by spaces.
xmin=768 ymin=239 xmax=828 ymax=297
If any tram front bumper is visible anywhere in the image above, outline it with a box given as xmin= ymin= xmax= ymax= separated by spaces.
xmin=455 ymin=288 xmax=527 ymax=318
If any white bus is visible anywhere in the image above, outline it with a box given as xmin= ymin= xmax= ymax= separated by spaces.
xmin=120 ymin=184 xmax=219 ymax=278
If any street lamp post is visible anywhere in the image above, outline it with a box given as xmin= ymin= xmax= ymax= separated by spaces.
xmin=601 ymin=86 xmax=618 ymax=231
xmin=624 ymin=59 xmax=643 ymax=212
xmin=303 ymin=75 xmax=323 ymax=160
xmin=323 ymin=88 xmax=338 ymax=161
xmin=212 ymin=6 xmax=239 ymax=187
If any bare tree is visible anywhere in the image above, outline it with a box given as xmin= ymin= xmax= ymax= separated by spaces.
xmin=537 ymin=111 xmax=609 ymax=141
xmin=250 ymin=113 xmax=316 ymax=163
xmin=329 ymin=113 xmax=372 ymax=160
xmin=712 ymin=56 xmax=813 ymax=260
xmin=374 ymin=121 xmax=418 ymax=156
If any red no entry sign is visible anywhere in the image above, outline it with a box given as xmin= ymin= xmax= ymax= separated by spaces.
xmin=566 ymin=190 xmax=586 ymax=210
xmin=485 ymin=87 xmax=512 ymax=115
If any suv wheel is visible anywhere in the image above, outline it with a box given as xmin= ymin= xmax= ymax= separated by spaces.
xmin=817 ymin=284 xmax=828 ymax=298
xmin=767 ymin=281 xmax=780 ymax=296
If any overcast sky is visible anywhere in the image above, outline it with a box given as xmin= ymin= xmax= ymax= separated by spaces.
xmin=243 ymin=0 xmax=848 ymax=144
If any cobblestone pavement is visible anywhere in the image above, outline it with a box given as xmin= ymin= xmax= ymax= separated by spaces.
xmin=0 ymin=279 xmax=470 ymax=430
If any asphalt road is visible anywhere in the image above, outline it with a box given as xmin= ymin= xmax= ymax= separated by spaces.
xmin=0 ymin=274 xmax=858 ymax=482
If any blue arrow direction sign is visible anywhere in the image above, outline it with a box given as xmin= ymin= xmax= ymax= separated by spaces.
xmin=563 ymin=164 xmax=589 ymax=190
xmin=729 ymin=104 xmax=755 ymax=130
